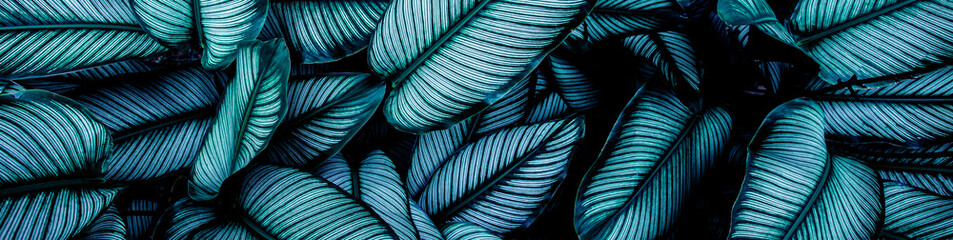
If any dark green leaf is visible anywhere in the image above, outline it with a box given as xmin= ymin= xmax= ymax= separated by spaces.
xmin=259 ymin=0 xmax=390 ymax=63
xmin=622 ymin=31 xmax=701 ymax=91
xmin=882 ymin=182 xmax=953 ymax=239
xmin=831 ymin=142 xmax=953 ymax=197
xmin=566 ymin=0 xmax=680 ymax=50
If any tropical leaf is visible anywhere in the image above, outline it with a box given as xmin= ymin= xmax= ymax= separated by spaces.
xmin=811 ymin=66 xmax=953 ymax=146
xmin=440 ymin=222 xmax=501 ymax=240
xmin=566 ymin=0 xmax=681 ymax=50
xmin=0 ymin=90 xmax=119 ymax=239
xmin=11 ymin=60 xmax=162 ymax=93
xmin=160 ymin=165 xmax=397 ymax=239
xmin=406 ymin=79 xmax=532 ymax=199
xmin=418 ymin=116 xmax=584 ymax=233
xmin=42 ymin=67 xmax=227 ymax=183
xmin=260 ymin=73 xmax=386 ymax=169
xmin=729 ymin=99 xmax=881 ymax=240
xmin=120 ymin=197 xmax=162 ymax=240
xmin=316 ymin=151 xmax=438 ymax=240
xmin=0 ymin=0 xmax=169 ymax=78
xmin=574 ymin=84 xmax=732 ymax=239
xmin=368 ymin=0 xmax=591 ymax=133
xmin=831 ymin=142 xmax=953 ymax=197
xmin=409 ymin=200 xmax=445 ymax=240
xmin=718 ymin=0 xmax=953 ymax=82
xmin=524 ymin=70 xmax=572 ymax=124
xmin=259 ymin=0 xmax=390 ymax=63
xmin=130 ymin=0 xmax=193 ymax=49
xmin=189 ymin=39 xmax=290 ymax=201
xmin=71 ymin=204 xmax=127 ymax=240
xmin=882 ymin=182 xmax=953 ymax=239
xmin=549 ymin=53 xmax=599 ymax=111
xmin=622 ymin=31 xmax=701 ymax=91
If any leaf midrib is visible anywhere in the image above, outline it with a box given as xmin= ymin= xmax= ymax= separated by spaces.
xmin=796 ymin=0 xmax=918 ymax=45
xmin=0 ymin=177 xmax=105 ymax=197
xmin=584 ymin=112 xmax=702 ymax=238
xmin=113 ymin=109 xmax=212 ymax=142
xmin=782 ymin=155 xmax=835 ymax=240
xmin=431 ymin=120 xmax=571 ymax=223
xmin=388 ymin=0 xmax=494 ymax=87
xmin=0 ymin=24 xmax=144 ymax=32
xmin=812 ymin=95 xmax=953 ymax=103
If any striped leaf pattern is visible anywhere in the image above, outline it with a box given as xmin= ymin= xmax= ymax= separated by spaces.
xmin=622 ymin=31 xmax=701 ymax=92
xmin=189 ymin=39 xmax=290 ymax=201
xmin=0 ymin=90 xmax=118 ymax=240
xmin=0 ymin=0 xmax=168 ymax=78
xmin=261 ymin=73 xmax=386 ymax=169
xmin=883 ymin=182 xmax=953 ymax=239
xmin=832 ymin=143 xmax=953 ymax=197
xmin=259 ymin=0 xmax=390 ymax=63
xmin=71 ymin=204 xmax=127 ymax=240
xmin=196 ymin=0 xmax=269 ymax=69
xmin=440 ymin=222 xmax=501 ymax=240
xmin=130 ymin=0 xmax=193 ymax=48
xmin=369 ymin=0 xmax=591 ymax=133
xmin=566 ymin=0 xmax=679 ymax=49
xmin=418 ymin=116 xmax=584 ymax=233
xmin=574 ymin=85 xmax=733 ymax=239
xmin=729 ymin=99 xmax=881 ymax=240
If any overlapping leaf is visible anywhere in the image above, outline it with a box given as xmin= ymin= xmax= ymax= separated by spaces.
xmin=160 ymin=165 xmax=396 ymax=239
xmin=317 ymin=151 xmax=442 ymax=240
xmin=729 ymin=99 xmax=881 ymax=240
xmin=260 ymin=73 xmax=385 ymax=169
xmin=368 ymin=0 xmax=591 ymax=133
xmin=189 ymin=39 xmax=290 ymax=201
xmin=440 ymin=222 xmax=501 ymax=240
xmin=832 ymin=143 xmax=953 ymax=197
xmin=0 ymin=90 xmax=119 ymax=239
xmin=622 ymin=31 xmax=701 ymax=91
xmin=71 ymin=204 xmax=127 ymax=240
xmin=566 ymin=0 xmax=680 ymax=50
xmin=418 ymin=116 xmax=584 ymax=233
xmin=549 ymin=53 xmax=598 ymax=111
xmin=574 ymin=84 xmax=732 ymax=239
xmin=718 ymin=0 xmax=953 ymax=82
xmin=0 ymin=0 xmax=168 ymax=78
xmin=259 ymin=0 xmax=390 ymax=63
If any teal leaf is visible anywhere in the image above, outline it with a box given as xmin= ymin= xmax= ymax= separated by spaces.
xmin=831 ymin=142 xmax=953 ymax=197
xmin=406 ymin=79 xmax=532 ymax=199
xmin=882 ymin=182 xmax=953 ymax=239
xmin=440 ymin=222 xmax=501 ymax=240
xmin=549 ymin=53 xmax=598 ymax=111
xmin=316 ymin=151 xmax=434 ymax=240
xmin=574 ymin=85 xmax=732 ymax=239
xmin=409 ymin=200 xmax=445 ymax=240
xmin=729 ymin=99 xmax=881 ymax=239
xmin=368 ymin=0 xmax=591 ymax=133
xmin=566 ymin=0 xmax=680 ymax=50
xmin=260 ymin=73 xmax=386 ymax=169
xmin=622 ymin=31 xmax=701 ymax=91
xmin=130 ymin=0 xmax=194 ymax=49
xmin=197 ymin=0 xmax=268 ymax=69
xmin=525 ymin=90 xmax=571 ymax=124
xmin=71 ymin=204 xmax=127 ymax=240
xmin=119 ymin=197 xmax=162 ymax=239
xmin=0 ymin=90 xmax=118 ymax=239
xmin=715 ymin=0 xmax=796 ymax=46
xmin=160 ymin=165 xmax=397 ymax=239
xmin=418 ymin=117 xmax=584 ymax=233
xmin=49 ymin=67 xmax=227 ymax=183
xmin=259 ymin=0 xmax=390 ymax=63
xmin=13 ymin=60 xmax=163 ymax=94
xmin=189 ymin=39 xmax=290 ymax=201
xmin=0 ymin=0 xmax=169 ymax=78
xmin=811 ymin=66 xmax=953 ymax=146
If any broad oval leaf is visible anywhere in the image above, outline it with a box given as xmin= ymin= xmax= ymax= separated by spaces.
xmin=574 ymin=85 xmax=732 ymax=239
xmin=130 ymin=0 xmax=193 ymax=48
xmin=440 ymin=222 xmax=501 ymax=240
xmin=716 ymin=0 xmax=797 ymax=46
xmin=48 ymin=67 xmax=227 ymax=183
xmin=189 ymin=39 xmax=290 ymax=201
xmin=317 ymin=151 xmax=440 ymax=240
xmin=811 ymin=66 xmax=953 ymax=146
xmin=549 ymin=53 xmax=598 ymax=111
xmin=566 ymin=0 xmax=680 ymax=50
xmin=0 ymin=0 xmax=168 ymax=78
xmin=406 ymin=79 xmax=531 ymax=199
xmin=161 ymin=165 xmax=396 ymax=239
xmin=622 ymin=31 xmax=701 ymax=91
xmin=0 ymin=90 xmax=119 ymax=239
xmin=418 ymin=116 xmax=584 ymax=233
xmin=368 ymin=0 xmax=591 ymax=133
xmin=259 ymin=0 xmax=390 ymax=63
xmin=261 ymin=73 xmax=386 ymax=169
xmin=882 ymin=182 xmax=953 ymax=239
xmin=729 ymin=99 xmax=881 ymax=240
